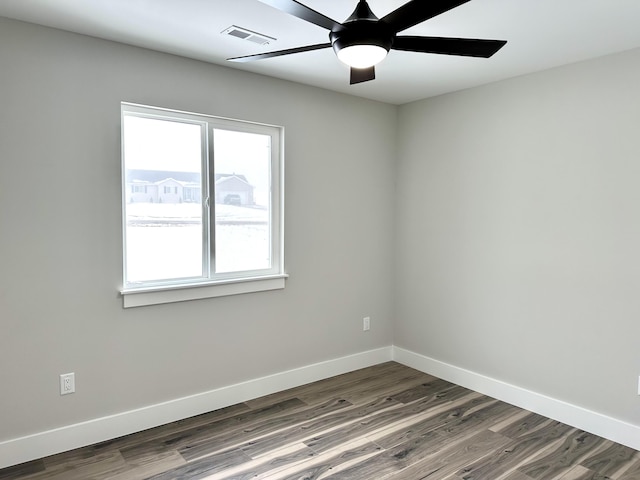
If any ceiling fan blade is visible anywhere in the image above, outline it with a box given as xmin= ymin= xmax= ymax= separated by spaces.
xmin=350 ymin=66 xmax=375 ymax=85
xmin=393 ymin=36 xmax=507 ymax=58
xmin=258 ymin=0 xmax=342 ymax=31
xmin=381 ymin=0 xmax=472 ymax=34
xmin=227 ymin=43 xmax=331 ymax=62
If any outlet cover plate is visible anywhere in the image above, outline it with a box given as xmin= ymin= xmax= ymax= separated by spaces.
xmin=60 ymin=373 xmax=75 ymax=395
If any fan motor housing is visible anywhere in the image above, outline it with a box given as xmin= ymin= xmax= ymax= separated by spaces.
xmin=329 ymin=21 xmax=394 ymax=56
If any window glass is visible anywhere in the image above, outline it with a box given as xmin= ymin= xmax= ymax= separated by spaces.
xmin=123 ymin=115 xmax=204 ymax=283
xmin=213 ymin=129 xmax=271 ymax=273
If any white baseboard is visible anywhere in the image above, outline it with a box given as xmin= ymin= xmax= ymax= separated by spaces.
xmin=0 ymin=346 xmax=393 ymax=470
xmin=392 ymin=346 xmax=640 ymax=451
xmin=4 ymin=345 xmax=639 ymax=470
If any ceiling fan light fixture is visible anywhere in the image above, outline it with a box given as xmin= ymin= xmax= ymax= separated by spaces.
xmin=230 ymin=0 xmax=508 ymax=85
xmin=336 ymin=44 xmax=388 ymax=68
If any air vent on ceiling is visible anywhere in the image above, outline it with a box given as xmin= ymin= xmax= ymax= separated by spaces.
xmin=222 ymin=26 xmax=276 ymax=46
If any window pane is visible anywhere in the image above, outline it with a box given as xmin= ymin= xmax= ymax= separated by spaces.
xmin=213 ymin=129 xmax=271 ymax=273
xmin=123 ymin=115 xmax=203 ymax=283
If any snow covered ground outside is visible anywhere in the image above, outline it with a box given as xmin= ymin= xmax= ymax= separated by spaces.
xmin=125 ymin=202 xmax=268 ymax=224
xmin=125 ymin=203 xmax=270 ymax=282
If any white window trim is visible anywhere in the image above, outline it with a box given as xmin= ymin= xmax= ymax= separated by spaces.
xmin=122 ymin=274 xmax=288 ymax=308
xmin=120 ymin=103 xmax=286 ymax=307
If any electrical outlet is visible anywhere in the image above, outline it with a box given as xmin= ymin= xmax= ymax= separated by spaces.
xmin=638 ymin=375 xmax=640 ymax=396
xmin=363 ymin=316 xmax=370 ymax=331
xmin=60 ymin=373 xmax=75 ymax=395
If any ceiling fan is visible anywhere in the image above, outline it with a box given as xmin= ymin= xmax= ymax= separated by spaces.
xmin=227 ymin=0 xmax=507 ymax=85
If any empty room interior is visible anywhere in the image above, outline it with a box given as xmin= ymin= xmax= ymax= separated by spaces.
xmin=1 ymin=0 xmax=640 ymax=478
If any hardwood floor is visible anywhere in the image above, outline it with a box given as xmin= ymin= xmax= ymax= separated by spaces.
xmin=2 ymin=362 xmax=639 ymax=480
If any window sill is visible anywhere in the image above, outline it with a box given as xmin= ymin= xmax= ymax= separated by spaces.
xmin=121 ymin=274 xmax=288 ymax=308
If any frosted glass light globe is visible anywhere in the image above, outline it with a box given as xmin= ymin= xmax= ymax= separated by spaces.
xmin=337 ymin=44 xmax=388 ymax=68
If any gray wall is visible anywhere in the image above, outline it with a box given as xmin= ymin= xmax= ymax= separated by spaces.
xmin=396 ymin=48 xmax=640 ymax=426
xmin=0 ymin=17 xmax=396 ymax=441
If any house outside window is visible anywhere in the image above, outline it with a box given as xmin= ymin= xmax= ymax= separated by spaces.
xmin=120 ymin=103 xmax=285 ymax=307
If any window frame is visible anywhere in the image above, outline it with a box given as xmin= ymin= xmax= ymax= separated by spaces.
xmin=120 ymin=103 xmax=286 ymax=308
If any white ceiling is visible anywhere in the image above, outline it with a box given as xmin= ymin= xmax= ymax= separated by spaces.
xmin=2 ymin=0 xmax=640 ymax=105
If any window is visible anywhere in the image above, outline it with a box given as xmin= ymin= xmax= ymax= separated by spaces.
xmin=120 ymin=103 xmax=285 ymax=307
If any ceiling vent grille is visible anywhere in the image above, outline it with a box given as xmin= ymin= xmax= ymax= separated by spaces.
xmin=222 ymin=26 xmax=276 ymax=46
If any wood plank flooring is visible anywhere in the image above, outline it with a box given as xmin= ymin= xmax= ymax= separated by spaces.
xmin=2 ymin=362 xmax=639 ymax=480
